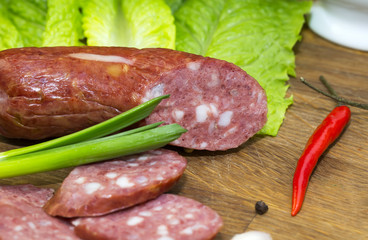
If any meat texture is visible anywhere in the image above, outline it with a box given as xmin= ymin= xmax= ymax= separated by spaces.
xmin=0 ymin=47 xmax=267 ymax=150
xmin=0 ymin=184 xmax=79 ymax=240
xmin=44 ymin=149 xmax=187 ymax=217
xmin=73 ymin=194 xmax=223 ymax=240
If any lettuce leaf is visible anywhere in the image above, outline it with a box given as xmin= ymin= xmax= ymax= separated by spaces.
xmin=0 ymin=1 xmax=23 ymax=50
xmin=164 ymin=0 xmax=184 ymax=13
xmin=0 ymin=0 xmax=47 ymax=49
xmin=42 ymin=0 xmax=84 ymax=46
xmin=82 ymin=0 xmax=175 ymax=49
xmin=174 ymin=0 xmax=312 ymax=136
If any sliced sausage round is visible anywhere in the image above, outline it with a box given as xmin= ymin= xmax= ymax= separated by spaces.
xmin=43 ymin=149 xmax=187 ymax=217
xmin=73 ymin=194 xmax=223 ymax=240
xmin=0 ymin=184 xmax=79 ymax=240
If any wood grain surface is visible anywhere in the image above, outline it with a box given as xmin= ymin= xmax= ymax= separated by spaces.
xmin=0 ymin=27 xmax=367 ymax=239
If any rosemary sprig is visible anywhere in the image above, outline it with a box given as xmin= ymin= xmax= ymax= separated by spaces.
xmin=300 ymin=77 xmax=368 ymax=110
xmin=319 ymin=76 xmax=339 ymax=97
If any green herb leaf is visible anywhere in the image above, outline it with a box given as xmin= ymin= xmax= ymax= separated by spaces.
xmin=0 ymin=95 xmax=169 ymax=159
xmin=0 ymin=123 xmax=186 ymax=179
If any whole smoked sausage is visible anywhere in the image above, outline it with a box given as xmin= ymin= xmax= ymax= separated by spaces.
xmin=0 ymin=47 xmax=267 ymax=150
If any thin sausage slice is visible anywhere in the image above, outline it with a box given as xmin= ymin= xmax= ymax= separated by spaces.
xmin=73 ymin=194 xmax=223 ymax=240
xmin=0 ymin=184 xmax=79 ymax=240
xmin=0 ymin=47 xmax=267 ymax=150
xmin=43 ymin=149 xmax=187 ymax=217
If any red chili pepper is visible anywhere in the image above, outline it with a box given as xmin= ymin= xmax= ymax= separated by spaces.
xmin=291 ymin=105 xmax=351 ymax=216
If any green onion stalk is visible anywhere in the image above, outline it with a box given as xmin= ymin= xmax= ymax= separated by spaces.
xmin=0 ymin=124 xmax=186 ymax=179
xmin=0 ymin=95 xmax=187 ymax=179
xmin=0 ymin=94 xmax=170 ymax=159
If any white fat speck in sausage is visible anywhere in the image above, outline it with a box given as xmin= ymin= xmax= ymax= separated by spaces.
xmin=200 ymin=142 xmax=208 ymax=148
xmin=149 ymin=161 xmax=157 ymax=166
xmin=157 ymin=225 xmax=169 ymax=235
xmin=69 ymin=53 xmax=134 ymax=65
xmin=136 ymin=176 xmax=148 ymax=184
xmin=27 ymin=222 xmax=36 ymax=229
xmin=71 ymin=219 xmax=81 ymax=227
xmin=173 ymin=109 xmax=185 ymax=121
xmin=138 ymin=211 xmax=153 ymax=217
xmin=14 ymin=226 xmax=23 ymax=231
xmin=116 ymin=176 xmax=135 ymax=188
xmin=209 ymin=103 xmax=219 ymax=117
xmin=127 ymin=216 xmax=144 ymax=226
xmin=157 ymin=237 xmax=175 ymax=240
xmin=180 ymin=227 xmax=194 ymax=235
xmin=142 ymin=83 xmax=165 ymax=102
xmin=218 ymin=111 xmax=233 ymax=127
xmin=39 ymin=220 xmax=52 ymax=226
xmin=196 ymin=104 xmax=210 ymax=122
xmin=223 ymin=126 xmax=238 ymax=138
xmin=105 ymin=172 xmax=118 ymax=179
xmin=153 ymin=206 xmax=163 ymax=211
xmin=187 ymin=61 xmax=201 ymax=71
xmin=75 ymin=177 xmax=85 ymax=184
xmin=84 ymin=182 xmax=102 ymax=194
xmin=207 ymin=73 xmax=220 ymax=87
xmin=138 ymin=155 xmax=149 ymax=161
xmin=156 ymin=175 xmax=164 ymax=181
xmin=168 ymin=218 xmax=180 ymax=225
xmin=184 ymin=213 xmax=194 ymax=219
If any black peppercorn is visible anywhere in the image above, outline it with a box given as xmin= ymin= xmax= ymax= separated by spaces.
xmin=255 ymin=200 xmax=268 ymax=215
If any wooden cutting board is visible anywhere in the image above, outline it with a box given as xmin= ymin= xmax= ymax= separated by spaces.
xmin=0 ymin=27 xmax=367 ymax=240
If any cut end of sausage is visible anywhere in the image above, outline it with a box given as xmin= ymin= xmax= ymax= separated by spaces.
xmin=143 ymin=58 xmax=267 ymax=151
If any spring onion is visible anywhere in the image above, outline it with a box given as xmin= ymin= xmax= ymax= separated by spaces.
xmin=0 ymin=123 xmax=186 ymax=179
xmin=0 ymin=95 xmax=169 ymax=159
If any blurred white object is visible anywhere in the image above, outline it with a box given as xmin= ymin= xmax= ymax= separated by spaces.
xmin=231 ymin=231 xmax=272 ymax=240
xmin=308 ymin=0 xmax=368 ymax=51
